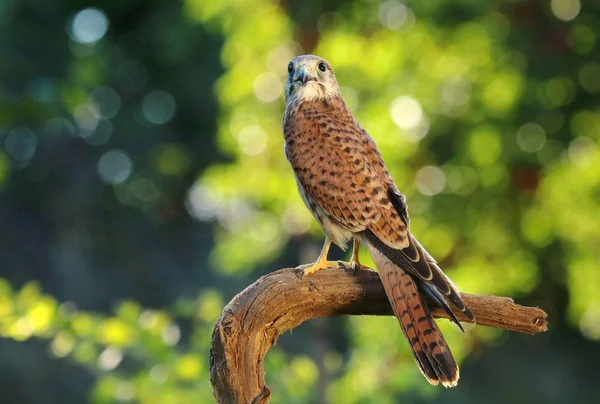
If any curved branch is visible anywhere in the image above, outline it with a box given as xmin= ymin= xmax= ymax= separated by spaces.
xmin=209 ymin=267 xmax=548 ymax=403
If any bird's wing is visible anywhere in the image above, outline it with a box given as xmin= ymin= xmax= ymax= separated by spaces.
xmin=360 ymin=133 xmax=475 ymax=322
xmin=360 ymin=132 xmax=475 ymax=322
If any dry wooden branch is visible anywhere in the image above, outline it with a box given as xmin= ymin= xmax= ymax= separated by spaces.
xmin=209 ymin=267 xmax=548 ymax=403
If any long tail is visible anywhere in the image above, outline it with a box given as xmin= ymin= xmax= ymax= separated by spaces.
xmin=366 ymin=242 xmax=460 ymax=388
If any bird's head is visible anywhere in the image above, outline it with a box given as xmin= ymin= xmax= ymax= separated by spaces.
xmin=285 ymin=55 xmax=341 ymax=105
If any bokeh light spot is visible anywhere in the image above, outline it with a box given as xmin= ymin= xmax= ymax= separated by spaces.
xmin=469 ymin=126 xmax=502 ymax=166
xmin=50 ymin=331 xmax=76 ymax=358
xmin=537 ymin=139 xmax=564 ymax=165
xmin=248 ymin=213 xmax=279 ymax=243
xmin=551 ymin=0 xmax=581 ymax=22
xmin=97 ymin=150 xmax=133 ymax=184
xmin=142 ymin=90 xmax=177 ymax=125
xmin=253 ymin=72 xmax=282 ymax=102
xmin=68 ymin=8 xmax=109 ymax=44
xmin=389 ymin=96 xmax=423 ymax=130
xmin=97 ymin=347 xmax=123 ymax=371
xmin=516 ymin=123 xmax=546 ymax=152
xmin=197 ymin=290 xmax=225 ymax=323
xmin=115 ymin=381 xmax=135 ymax=401
xmin=129 ymin=178 xmax=160 ymax=204
xmin=149 ymin=365 xmax=169 ymax=384
xmin=89 ymin=87 xmax=121 ymax=119
xmin=288 ymin=355 xmax=318 ymax=386
xmin=217 ymin=198 xmax=256 ymax=231
xmin=4 ymin=128 xmax=38 ymax=166
xmin=415 ymin=166 xmax=446 ymax=196
xmin=138 ymin=309 xmax=161 ymax=331
xmin=281 ymin=205 xmax=312 ymax=235
xmin=186 ymin=183 xmax=220 ymax=221
xmin=266 ymin=42 xmax=300 ymax=74
xmin=482 ymin=71 xmax=522 ymax=115
xmin=155 ymin=144 xmax=191 ymax=176
xmin=98 ymin=318 xmax=135 ymax=347
xmin=237 ymin=125 xmax=268 ymax=156
xmin=446 ymin=165 xmax=478 ymax=195
xmin=175 ymin=354 xmax=202 ymax=380
xmin=539 ymin=77 xmax=576 ymax=108
xmin=12 ymin=318 xmax=34 ymax=340
xmin=567 ymin=25 xmax=596 ymax=54
xmin=441 ymin=77 xmax=471 ymax=117
xmin=74 ymin=103 xmax=100 ymax=136
xmin=378 ymin=1 xmax=408 ymax=30
xmin=162 ymin=323 xmax=181 ymax=346
xmin=568 ymin=137 xmax=597 ymax=166
xmin=578 ymin=63 xmax=600 ymax=93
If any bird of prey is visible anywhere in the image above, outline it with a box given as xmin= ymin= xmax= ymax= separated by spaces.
xmin=282 ymin=54 xmax=476 ymax=387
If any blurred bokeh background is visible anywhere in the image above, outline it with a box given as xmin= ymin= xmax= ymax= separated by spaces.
xmin=1 ymin=0 xmax=599 ymax=402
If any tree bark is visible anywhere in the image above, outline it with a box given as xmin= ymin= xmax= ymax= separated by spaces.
xmin=209 ymin=267 xmax=548 ymax=403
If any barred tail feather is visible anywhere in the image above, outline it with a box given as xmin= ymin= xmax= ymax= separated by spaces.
xmin=363 ymin=229 xmax=475 ymax=325
xmin=367 ymin=243 xmax=460 ymax=388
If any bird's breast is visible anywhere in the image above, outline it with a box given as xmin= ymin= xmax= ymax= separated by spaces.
xmin=284 ymin=103 xmax=362 ymax=156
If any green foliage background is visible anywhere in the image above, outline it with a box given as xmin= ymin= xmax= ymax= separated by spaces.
xmin=1 ymin=0 xmax=599 ymax=402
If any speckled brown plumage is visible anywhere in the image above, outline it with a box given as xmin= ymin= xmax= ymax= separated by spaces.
xmin=284 ymin=98 xmax=408 ymax=250
xmin=282 ymin=54 xmax=475 ymax=387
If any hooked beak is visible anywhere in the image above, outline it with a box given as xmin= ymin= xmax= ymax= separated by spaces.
xmin=293 ymin=66 xmax=315 ymax=86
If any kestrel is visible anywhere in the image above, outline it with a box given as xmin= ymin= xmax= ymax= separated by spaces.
xmin=282 ymin=55 xmax=476 ymax=387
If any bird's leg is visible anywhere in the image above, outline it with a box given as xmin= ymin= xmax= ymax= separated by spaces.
xmin=348 ymin=239 xmax=373 ymax=274
xmin=300 ymin=238 xmax=339 ymax=275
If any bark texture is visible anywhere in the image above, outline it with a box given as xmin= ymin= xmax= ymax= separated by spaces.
xmin=210 ymin=267 xmax=548 ymax=403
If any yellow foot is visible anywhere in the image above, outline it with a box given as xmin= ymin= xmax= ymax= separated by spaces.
xmin=299 ymin=260 xmax=342 ymax=275
xmin=348 ymin=240 xmax=373 ymax=274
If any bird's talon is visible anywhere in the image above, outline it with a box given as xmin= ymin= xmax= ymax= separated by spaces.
xmin=348 ymin=262 xmax=374 ymax=274
xmin=302 ymin=259 xmax=339 ymax=275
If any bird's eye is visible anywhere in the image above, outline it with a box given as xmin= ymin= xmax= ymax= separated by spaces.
xmin=288 ymin=63 xmax=294 ymax=74
xmin=318 ymin=62 xmax=327 ymax=72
